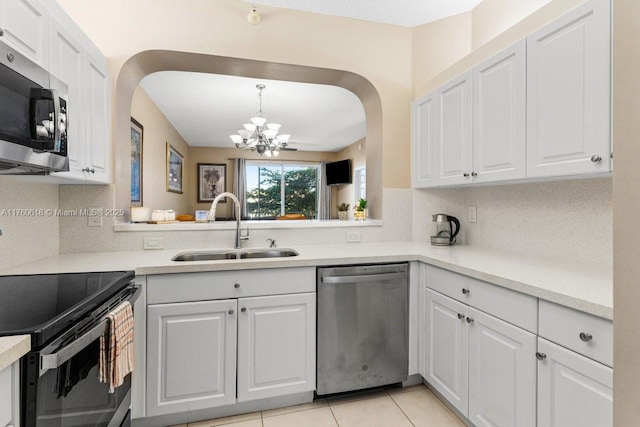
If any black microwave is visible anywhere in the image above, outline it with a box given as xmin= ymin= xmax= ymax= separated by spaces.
xmin=0 ymin=39 xmax=69 ymax=174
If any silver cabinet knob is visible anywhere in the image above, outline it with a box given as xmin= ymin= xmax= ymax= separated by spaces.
xmin=579 ymin=332 xmax=593 ymax=342
xmin=466 ymin=317 xmax=474 ymax=324
xmin=234 ymin=283 xmax=240 ymax=289
xmin=82 ymin=167 xmax=90 ymax=173
xmin=471 ymin=172 xmax=478 ymax=177
xmin=7 ymin=52 xmax=14 ymax=63
xmin=461 ymin=288 xmax=470 ymax=295
xmin=536 ymin=352 xmax=547 ymax=361
xmin=463 ymin=173 xmax=470 ymax=178
xmin=590 ymin=155 xmax=602 ymax=163
xmin=0 ymin=28 xmax=4 ymax=37
xmin=241 ymin=307 xmax=247 ymax=313
xmin=90 ymin=168 xmax=95 ymax=174
xmin=457 ymin=313 xmax=465 ymax=320
xmin=228 ymin=309 xmax=234 ymax=315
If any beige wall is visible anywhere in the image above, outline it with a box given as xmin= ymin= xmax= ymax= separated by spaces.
xmin=332 ymin=138 xmax=367 ymax=217
xmin=613 ymin=0 xmax=640 ymax=424
xmin=188 ymin=147 xmax=338 ymax=217
xmin=131 ymin=87 xmax=191 ymax=214
xmin=471 ymin=0 xmax=553 ymax=49
xmin=413 ymin=0 xmax=587 ymax=97
xmin=57 ymin=0 xmax=414 ymax=223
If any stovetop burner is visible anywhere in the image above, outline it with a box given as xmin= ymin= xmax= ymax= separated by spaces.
xmin=0 ymin=271 xmax=134 ymax=348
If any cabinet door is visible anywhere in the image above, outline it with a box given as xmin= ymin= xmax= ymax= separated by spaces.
xmin=473 ymin=40 xmax=526 ymax=183
xmin=237 ymin=293 xmax=316 ymax=402
xmin=537 ymin=338 xmax=612 ymax=427
xmin=0 ymin=362 xmax=18 ymax=427
xmin=467 ymin=308 xmax=536 ymax=427
xmin=424 ymin=289 xmax=468 ymax=415
xmin=436 ymin=71 xmax=473 ymax=186
xmin=0 ymin=0 xmax=48 ymax=67
xmin=526 ymin=0 xmax=611 ymax=177
xmin=49 ymin=19 xmax=85 ymax=178
xmin=146 ymin=300 xmax=237 ymax=417
xmin=412 ymin=91 xmax=438 ymax=188
xmin=83 ymin=49 xmax=110 ymax=183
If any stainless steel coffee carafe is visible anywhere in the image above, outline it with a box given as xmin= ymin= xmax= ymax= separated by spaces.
xmin=431 ymin=214 xmax=460 ymax=246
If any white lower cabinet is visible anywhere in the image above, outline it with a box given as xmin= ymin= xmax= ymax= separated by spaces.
xmin=146 ymin=289 xmax=315 ymax=417
xmin=0 ymin=361 xmax=19 ymax=427
xmin=537 ymin=338 xmax=612 ymax=427
xmin=422 ymin=288 xmax=536 ymax=426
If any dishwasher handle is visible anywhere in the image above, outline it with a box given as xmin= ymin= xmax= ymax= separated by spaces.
xmin=321 ymin=272 xmax=404 ymax=284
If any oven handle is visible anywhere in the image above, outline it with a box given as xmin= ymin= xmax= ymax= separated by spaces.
xmin=39 ymin=285 xmax=140 ymax=374
xmin=321 ymin=272 xmax=404 ymax=284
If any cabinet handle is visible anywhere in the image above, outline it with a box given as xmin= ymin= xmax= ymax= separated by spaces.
xmin=228 ymin=309 xmax=234 ymax=315
xmin=461 ymin=288 xmax=470 ymax=295
xmin=7 ymin=52 xmax=14 ymax=63
xmin=590 ymin=155 xmax=602 ymax=163
xmin=471 ymin=172 xmax=478 ymax=177
xmin=0 ymin=28 xmax=4 ymax=37
xmin=457 ymin=313 xmax=465 ymax=320
xmin=579 ymin=332 xmax=593 ymax=342
xmin=463 ymin=173 xmax=470 ymax=178
xmin=536 ymin=352 xmax=547 ymax=361
xmin=82 ymin=167 xmax=90 ymax=173
xmin=234 ymin=283 xmax=240 ymax=289
xmin=466 ymin=317 xmax=474 ymax=324
xmin=241 ymin=307 xmax=247 ymax=313
xmin=90 ymin=168 xmax=95 ymax=174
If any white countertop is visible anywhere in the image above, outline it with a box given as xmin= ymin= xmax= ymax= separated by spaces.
xmin=0 ymin=335 xmax=30 ymax=371
xmin=0 ymin=242 xmax=612 ymax=370
xmin=0 ymin=241 xmax=612 ymax=319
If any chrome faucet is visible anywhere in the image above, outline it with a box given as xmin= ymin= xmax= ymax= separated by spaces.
xmin=208 ymin=192 xmax=249 ymax=249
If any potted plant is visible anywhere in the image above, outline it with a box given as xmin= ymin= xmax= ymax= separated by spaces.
xmin=337 ymin=203 xmax=350 ymax=220
xmin=354 ymin=198 xmax=367 ymax=221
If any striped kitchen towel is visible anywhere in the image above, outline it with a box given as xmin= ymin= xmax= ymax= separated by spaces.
xmin=99 ymin=300 xmax=135 ymax=393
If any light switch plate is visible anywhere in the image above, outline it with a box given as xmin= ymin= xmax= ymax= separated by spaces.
xmin=468 ymin=206 xmax=477 ymax=223
xmin=144 ymin=237 xmax=164 ymax=250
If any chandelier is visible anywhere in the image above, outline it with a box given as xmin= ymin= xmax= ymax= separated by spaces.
xmin=230 ymin=84 xmax=291 ymax=157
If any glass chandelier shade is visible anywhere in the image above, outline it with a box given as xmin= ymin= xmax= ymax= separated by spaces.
xmin=230 ymin=84 xmax=291 ymax=156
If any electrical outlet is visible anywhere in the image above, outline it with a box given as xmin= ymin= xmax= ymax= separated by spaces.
xmin=144 ymin=237 xmax=164 ymax=250
xmin=468 ymin=206 xmax=477 ymax=223
xmin=346 ymin=231 xmax=361 ymax=243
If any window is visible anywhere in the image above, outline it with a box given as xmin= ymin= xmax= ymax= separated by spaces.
xmin=245 ymin=161 xmax=320 ymax=219
xmin=355 ymin=167 xmax=366 ymax=201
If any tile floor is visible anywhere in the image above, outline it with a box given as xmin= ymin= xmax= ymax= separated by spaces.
xmin=169 ymin=384 xmax=466 ymax=427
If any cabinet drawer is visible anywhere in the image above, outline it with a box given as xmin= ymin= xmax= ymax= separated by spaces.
xmin=147 ymin=267 xmax=315 ymax=304
xmin=539 ymin=300 xmax=612 ymax=367
xmin=425 ymin=265 xmax=537 ymax=333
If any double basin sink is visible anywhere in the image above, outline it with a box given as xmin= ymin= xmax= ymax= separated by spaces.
xmin=172 ymin=248 xmax=299 ymax=262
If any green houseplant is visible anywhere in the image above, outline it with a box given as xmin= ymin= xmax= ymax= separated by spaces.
xmin=354 ymin=198 xmax=367 ymax=221
xmin=337 ymin=203 xmax=350 ymax=220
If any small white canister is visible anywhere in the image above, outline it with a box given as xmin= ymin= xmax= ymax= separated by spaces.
xmin=151 ymin=210 xmax=165 ymax=222
xmin=130 ymin=207 xmax=150 ymax=223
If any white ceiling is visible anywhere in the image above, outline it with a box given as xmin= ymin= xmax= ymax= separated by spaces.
xmin=244 ymin=0 xmax=484 ymax=27
xmin=139 ymin=72 xmax=366 ymax=152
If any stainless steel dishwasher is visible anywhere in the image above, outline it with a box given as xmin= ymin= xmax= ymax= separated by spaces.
xmin=317 ymin=263 xmax=408 ymax=396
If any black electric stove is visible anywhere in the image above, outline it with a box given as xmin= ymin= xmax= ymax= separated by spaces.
xmin=0 ymin=270 xmax=135 ymax=348
xmin=0 ymin=270 xmax=138 ymax=427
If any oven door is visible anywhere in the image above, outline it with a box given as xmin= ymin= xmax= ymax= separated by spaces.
xmin=21 ymin=285 xmax=140 ymax=427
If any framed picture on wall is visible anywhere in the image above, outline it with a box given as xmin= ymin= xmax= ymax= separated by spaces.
xmin=130 ymin=118 xmax=143 ymax=206
xmin=166 ymin=143 xmax=184 ymax=194
xmin=198 ymin=163 xmax=226 ymax=203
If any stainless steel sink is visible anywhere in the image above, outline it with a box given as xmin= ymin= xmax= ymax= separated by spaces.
xmin=238 ymin=249 xmax=299 ymax=259
xmin=171 ymin=248 xmax=298 ymax=262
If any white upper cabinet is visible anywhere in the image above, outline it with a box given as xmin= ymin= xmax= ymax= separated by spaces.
xmin=412 ymin=92 xmax=438 ymax=188
xmin=473 ymin=40 xmax=526 ymax=183
xmin=48 ymin=19 xmax=85 ymax=176
xmin=0 ymin=0 xmax=48 ymax=67
xmin=83 ymin=49 xmax=110 ymax=182
xmin=526 ymin=0 xmax=611 ymax=177
xmin=436 ymin=71 xmax=473 ymax=186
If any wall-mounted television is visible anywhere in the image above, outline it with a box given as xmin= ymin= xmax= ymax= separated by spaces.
xmin=326 ymin=159 xmax=352 ymax=185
